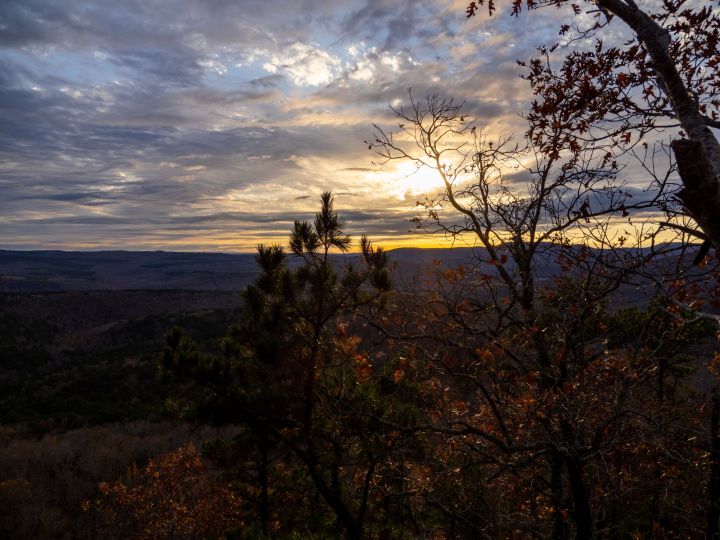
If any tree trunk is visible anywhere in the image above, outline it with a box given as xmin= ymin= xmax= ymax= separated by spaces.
xmin=598 ymin=0 xmax=720 ymax=251
xmin=304 ymin=461 xmax=363 ymax=540
xmin=259 ymin=439 xmax=269 ymax=535
xmin=551 ymin=450 xmax=569 ymax=540
xmin=707 ymin=386 xmax=720 ymax=539
xmin=671 ymin=140 xmax=720 ymax=251
xmin=566 ymin=456 xmax=593 ymax=540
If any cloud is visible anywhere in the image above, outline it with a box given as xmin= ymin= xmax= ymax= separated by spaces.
xmin=261 ymin=42 xmax=342 ymax=86
xmin=2 ymin=0 xmax=651 ymax=252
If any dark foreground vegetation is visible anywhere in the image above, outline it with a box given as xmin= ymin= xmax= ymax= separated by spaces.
xmin=0 ymin=290 xmax=243 ymax=537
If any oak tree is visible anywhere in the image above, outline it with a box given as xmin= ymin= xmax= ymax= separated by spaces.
xmin=466 ymin=0 xmax=720 ymax=251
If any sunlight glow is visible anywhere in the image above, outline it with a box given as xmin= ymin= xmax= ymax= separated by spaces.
xmin=381 ymin=162 xmax=445 ymax=199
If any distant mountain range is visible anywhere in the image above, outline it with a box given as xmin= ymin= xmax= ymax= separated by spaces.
xmin=0 ymin=248 xmax=517 ymax=293
xmin=0 ymin=246 xmax=700 ymax=297
xmin=0 ymin=250 xmax=259 ymax=292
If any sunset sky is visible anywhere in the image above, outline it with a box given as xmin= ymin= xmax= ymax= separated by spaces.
xmin=1 ymin=0 xmax=637 ymax=252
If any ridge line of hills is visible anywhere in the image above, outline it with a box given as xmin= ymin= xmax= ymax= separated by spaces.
xmin=0 ymin=247 xmax=493 ymax=293
xmin=0 ymin=245 xmax=687 ymax=293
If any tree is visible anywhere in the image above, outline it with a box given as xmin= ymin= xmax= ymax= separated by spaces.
xmin=369 ymin=93 xmax=718 ymax=537
xmin=84 ymin=445 xmax=244 ymax=540
xmin=162 ymin=192 xmax=425 ymax=539
xmin=466 ymin=0 xmax=720 ymax=251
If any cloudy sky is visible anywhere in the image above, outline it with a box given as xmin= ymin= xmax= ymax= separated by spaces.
xmin=1 ymin=0 xmax=591 ymax=252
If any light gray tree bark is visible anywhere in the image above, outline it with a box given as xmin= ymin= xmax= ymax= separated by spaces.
xmin=597 ymin=0 xmax=720 ymax=250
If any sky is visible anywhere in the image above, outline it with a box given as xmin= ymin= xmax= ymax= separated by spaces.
xmin=1 ymin=0 xmax=627 ymax=252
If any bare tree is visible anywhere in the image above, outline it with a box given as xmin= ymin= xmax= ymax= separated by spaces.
xmin=368 ymin=93 xmax=714 ymax=537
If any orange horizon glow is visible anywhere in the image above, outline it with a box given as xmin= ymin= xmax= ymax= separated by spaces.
xmin=3 ymin=223 xmax=698 ymax=254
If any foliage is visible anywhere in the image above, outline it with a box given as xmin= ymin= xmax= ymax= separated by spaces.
xmin=466 ymin=0 xmax=720 ymax=250
xmin=84 ymin=444 xmax=244 ymax=539
xmin=0 ymin=421 xmax=227 ymax=539
xmin=162 ymin=192 xmax=416 ymax=539
xmin=0 ymin=291 xmax=238 ymax=428
xmin=367 ymin=85 xmax=720 ymax=537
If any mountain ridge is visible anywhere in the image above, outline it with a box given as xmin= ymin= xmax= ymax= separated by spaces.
xmin=0 ymin=245 xmax=691 ymax=294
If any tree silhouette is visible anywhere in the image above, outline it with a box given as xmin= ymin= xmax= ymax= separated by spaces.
xmin=162 ymin=192 xmax=423 ymax=538
xmin=466 ymin=0 xmax=720 ymax=252
xmin=369 ymin=92 xmax=719 ymax=537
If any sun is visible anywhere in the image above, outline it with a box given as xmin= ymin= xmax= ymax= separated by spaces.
xmin=386 ymin=161 xmax=444 ymax=198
